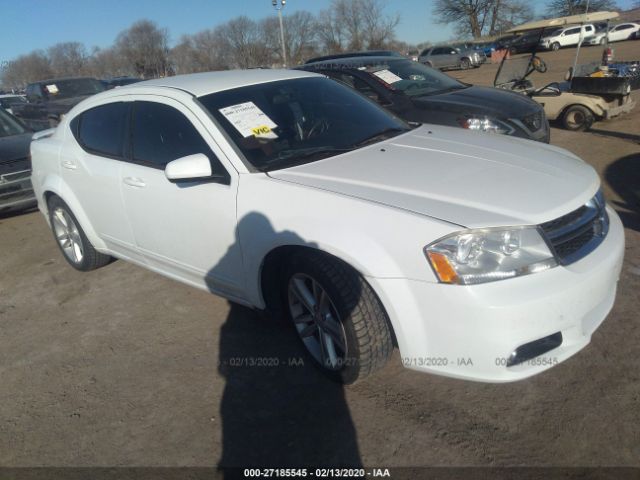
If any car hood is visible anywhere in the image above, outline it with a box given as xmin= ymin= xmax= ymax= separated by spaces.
xmin=411 ymin=85 xmax=540 ymax=120
xmin=268 ymin=125 xmax=599 ymax=228
xmin=0 ymin=132 xmax=32 ymax=163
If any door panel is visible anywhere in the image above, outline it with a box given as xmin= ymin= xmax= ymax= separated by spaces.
xmin=120 ymin=97 xmax=244 ymax=298
xmin=63 ymin=101 xmax=141 ymax=261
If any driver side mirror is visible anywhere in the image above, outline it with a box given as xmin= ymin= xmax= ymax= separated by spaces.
xmin=165 ymin=153 xmax=213 ymax=183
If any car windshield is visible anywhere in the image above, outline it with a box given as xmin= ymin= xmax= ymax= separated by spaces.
xmin=0 ymin=96 xmax=27 ymax=108
xmin=199 ymin=77 xmax=410 ymax=172
xmin=361 ymin=59 xmax=466 ymax=97
xmin=41 ymin=78 xmax=105 ymax=100
xmin=0 ymin=108 xmax=29 ymax=137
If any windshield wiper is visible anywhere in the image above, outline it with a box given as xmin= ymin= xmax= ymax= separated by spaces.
xmin=353 ymin=127 xmax=408 ymax=148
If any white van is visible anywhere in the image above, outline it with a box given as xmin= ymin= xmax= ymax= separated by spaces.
xmin=539 ymin=24 xmax=595 ymax=50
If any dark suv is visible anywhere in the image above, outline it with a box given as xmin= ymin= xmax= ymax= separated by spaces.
xmin=299 ymin=56 xmax=550 ymax=143
xmin=12 ymin=77 xmax=105 ymax=130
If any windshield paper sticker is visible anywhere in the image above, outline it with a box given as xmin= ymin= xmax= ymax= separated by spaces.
xmin=372 ymin=69 xmax=403 ymax=84
xmin=219 ymin=102 xmax=278 ymax=139
xmin=45 ymin=84 xmax=59 ymax=94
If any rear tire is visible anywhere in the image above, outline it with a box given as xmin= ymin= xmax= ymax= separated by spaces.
xmin=551 ymin=42 xmax=561 ymax=51
xmin=283 ymin=251 xmax=393 ymax=384
xmin=562 ymin=105 xmax=594 ymax=131
xmin=48 ymin=196 xmax=111 ymax=271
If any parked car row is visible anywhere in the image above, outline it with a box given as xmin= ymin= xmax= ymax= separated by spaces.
xmin=300 ymin=55 xmax=549 ymax=142
xmin=418 ymin=45 xmax=484 ymax=70
xmin=27 ymin=68 xmax=624 ymax=384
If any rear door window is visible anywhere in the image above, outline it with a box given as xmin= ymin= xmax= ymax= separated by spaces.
xmin=73 ymin=102 xmax=129 ymax=158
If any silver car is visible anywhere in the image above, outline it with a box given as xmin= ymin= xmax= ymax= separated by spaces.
xmin=418 ymin=45 xmax=481 ymax=70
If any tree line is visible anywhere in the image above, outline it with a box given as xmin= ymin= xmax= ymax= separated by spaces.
xmin=1 ymin=0 xmax=623 ymax=89
xmin=1 ymin=0 xmax=402 ymax=89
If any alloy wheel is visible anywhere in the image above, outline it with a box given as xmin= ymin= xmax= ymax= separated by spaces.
xmin=52 ymin=207 xmax=84 ymax=264
xmin=287 ymin=273 xmax=348 ymax=370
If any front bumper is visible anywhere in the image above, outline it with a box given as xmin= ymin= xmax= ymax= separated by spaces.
xmin=370 ymin=206 xmax=624 ymax=382
xmin=0 ymin=169 xmax=36 ymax=213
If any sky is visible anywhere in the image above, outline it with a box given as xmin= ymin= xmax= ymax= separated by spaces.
xmin=1 ymin=0 xmax=636 ymax=62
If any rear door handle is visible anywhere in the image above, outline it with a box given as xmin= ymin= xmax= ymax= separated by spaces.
xmin=123 ymin=177 xmax=146 ymax=188
xmin=61 ymin=160 xmax=77 ymax=170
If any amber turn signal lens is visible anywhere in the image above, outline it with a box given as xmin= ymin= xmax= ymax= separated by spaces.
xmin=427 ymin=251 xmax=459 ymax=284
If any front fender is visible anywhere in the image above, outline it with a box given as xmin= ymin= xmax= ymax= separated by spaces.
xmin=237 ymin=174 xmax=458 ymax=308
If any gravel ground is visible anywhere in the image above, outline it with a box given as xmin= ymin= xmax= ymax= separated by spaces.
xmin=1 ymin=41 xmax=639 ymax=473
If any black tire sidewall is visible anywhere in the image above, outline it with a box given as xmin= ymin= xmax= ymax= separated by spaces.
xmin=562 ymin=105 xmax=593 ymax=131
xmin=282 ymin=254 xmax=363 ymax=384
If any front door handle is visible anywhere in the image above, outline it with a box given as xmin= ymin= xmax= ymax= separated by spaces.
xmin=61 ymin=160 xmax=77 ymax=170
xmin=123 ymin=177 xmax=146 ymax=188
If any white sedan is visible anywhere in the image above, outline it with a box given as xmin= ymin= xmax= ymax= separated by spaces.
xmin=586 ymin=23 xmax=640 ymax=45
xmin=30 ymin=70 xmax=624 ymax=383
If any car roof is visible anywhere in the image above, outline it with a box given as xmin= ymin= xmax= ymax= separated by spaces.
xmin=30 ymin=77 xmax=100 ymax=85
xmin=125 ymin=69 xmax=320 ymax=97
xmin=304 ymin=50 xmax=401 ymax=64
xmin=302 ymin=56 xmax=410 ymax=69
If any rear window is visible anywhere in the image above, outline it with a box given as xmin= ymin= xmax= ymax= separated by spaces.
xmin=73 ymin=102 xmax=128 ymax=158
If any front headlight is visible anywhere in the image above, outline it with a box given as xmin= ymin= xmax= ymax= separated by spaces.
xmin=459 ymin=116 xmax=513 ymax=134
xmin=425 ymin=227 xmax=557 ymax=285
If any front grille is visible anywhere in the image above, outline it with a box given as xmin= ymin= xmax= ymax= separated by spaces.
xmin=539 ymin=191 xmax=609 ymax=265
xmin=0 ymin=157 xmax=31 ymax=175
xmin=522 ymin=111 xmax=544 ymax=132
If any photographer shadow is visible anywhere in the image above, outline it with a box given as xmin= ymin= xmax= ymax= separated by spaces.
xmin=210 ymin=212 xmax=362 ymax=468
xmin=605 ymin=153 xmax=640 ymax=233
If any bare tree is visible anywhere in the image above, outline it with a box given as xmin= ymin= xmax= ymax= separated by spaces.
xmin=1 ymin=51 xmax=52 ymax=89
xmin=361 ymin=0 xmax=401 ymax=48
xmin=262 ymin=11 xmax=319 ymax=65
xmin=85 ymin=46 xmax=131 ymax=78
xmin=316 ymin=0 xmax=399 ymax=53
xmin=170 ymin=29 xmax=230 ymax=74
xmin=316 ymin=9 xmax=347 ymax=53
xmin=115 ymin=20 xmax=169 ymax=78
xmin=47 ymin=42 xmax=88 ymax=77
xmin=216 ymin=16 xmax=272 ymax=68
xmin=434 ymin=0 xmax=532 ymax=38
xmin=546 ymin=0 xmax=618 ymax=16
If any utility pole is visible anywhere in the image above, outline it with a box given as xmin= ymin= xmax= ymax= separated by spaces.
xmin=272 ymin=0 xmax=287 ymax=67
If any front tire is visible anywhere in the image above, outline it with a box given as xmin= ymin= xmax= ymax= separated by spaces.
xmin=48 ymin=196 xmax=111 ymax=271
xmin=551 ymin=42 xmax=561 ymax=51
xmin=562 ymin=104 xmax=594 ymax=131
xmin=283 ymin=251 xmax=393 ymax=384
xmin=460 ymin=58 xmax=471 ymax=69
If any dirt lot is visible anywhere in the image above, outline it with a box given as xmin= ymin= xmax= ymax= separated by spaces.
xmin=1 ymin=41 xmax=639 ymax=473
